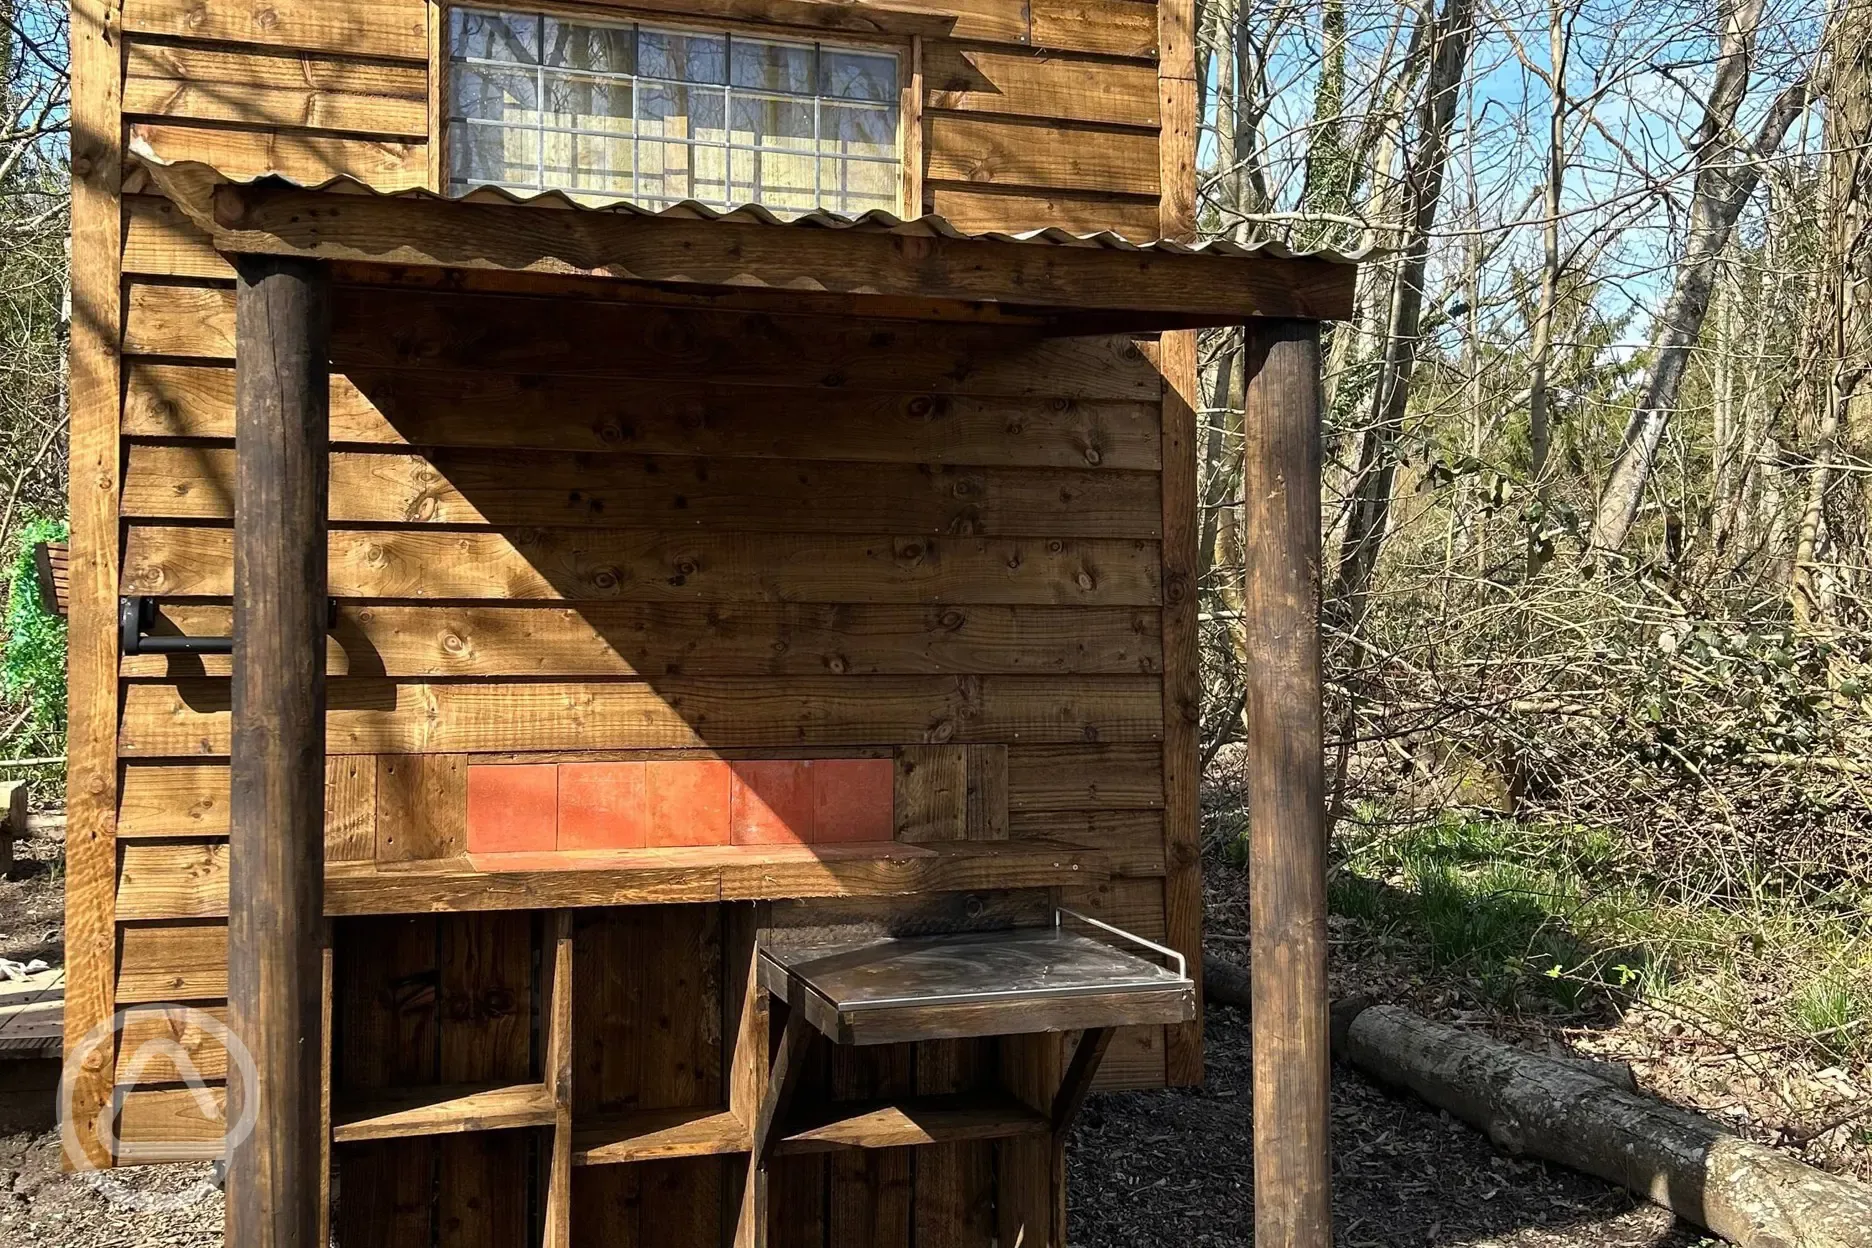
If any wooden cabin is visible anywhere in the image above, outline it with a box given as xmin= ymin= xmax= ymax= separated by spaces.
xmin=64 ymin=0 xmax=1353 ymax=1243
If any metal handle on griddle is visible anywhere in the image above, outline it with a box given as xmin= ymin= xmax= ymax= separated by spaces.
xmin=1056 ymin=907 xmax=1187 ymax=980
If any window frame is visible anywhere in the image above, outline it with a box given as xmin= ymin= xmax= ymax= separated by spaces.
xmin=431 ymin=1 xmax=918 ymax=218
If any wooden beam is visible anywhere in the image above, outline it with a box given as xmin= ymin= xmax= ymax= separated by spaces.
xmin=199 ymin=184 xmax=1357 ymax=324
xmin=1048 ymin=1027 xmax=1114 ymax=1135
xmin=1241 ymin=319 xmax=1331 ymax=1248
xmin=224 ymin=255 xmax=330 ymax=1248
xmin=62 ymin=0 xmax=123 ymax=1174
xmin=543 ymin=911 xmax=574 ymax=1248
xmin=115 ymin=837 xmax=1113 ymax=919
xmin=331 ymin=1082 xmax=558 ymax=1143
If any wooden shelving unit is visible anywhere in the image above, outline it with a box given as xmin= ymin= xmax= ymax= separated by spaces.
xmin=773 ymin=1092 xmax=1050 ymax=1155
xmin=572 ymin=1106 xmax=750 ymax=1165
xmin=332 ymin=1081 xmax=558 ymax=1143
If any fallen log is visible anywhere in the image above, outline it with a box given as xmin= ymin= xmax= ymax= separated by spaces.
xmin=1346 ymin=1001 xmax=1872 ymax=1248
xmin=1202 ymin=956 xmax=1872 ymax=1246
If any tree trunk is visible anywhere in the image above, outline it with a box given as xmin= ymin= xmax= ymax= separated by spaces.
xmin=1586 ymin=0 xmax=1814 ymax=554
xmin=1327 ymin=0 xmax=1476 ymax=627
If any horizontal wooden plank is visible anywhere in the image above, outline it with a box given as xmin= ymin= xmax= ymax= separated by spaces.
xmin=117 ymin=675 xmax=1165 ymax=756
xmin=332 ymin=1082 xmax=557 ymax=1143
xmin=123 ymin=526 xmax=1163 ymax=606
xmin=124 ymin=195 xmax=237 ymax=280
xmin=1007 ymin=743 xmax=1163 ymax=808
xmin=1011 ymin=808 xmax=1164 ymax=875
xmin=1063 ymin=874 xmax=1165 ymax=938
xmin=775 ymin=1093 xmax=1048 ymax=1154
xmin=119 ymin=840 xmax=231 ymax=919
xmin=121 ymin=444 xmax=1163 ymax=538
xmin=124 ymin=283 xmax=1165 ymax=399
xmin=572 ymin=1107 xmax=750 ymax=1165
xmin=1092 ymin=1024 xmax=1166 ymax=1090
xmin=1030 ymin=0 xmax=1158 ymax=56
xmin=117 ymin=756 xmax=393 ymax=843
xmin=118 ymin=838 xmax=1113 ymax=918
xmin=924 ymin=44 xmax=1159 ymax=127
xmin=112 ymin=1086 xmax=226 ymax=1163
xmin=927 ymin=115 xmax=1160 ymax=196
xmin=120 ymin=602 xmax=1163 ymax=680
xmin=121 ymin=0 xmax=429 ymax=60
xmin=119 ymin=761 xmax=231 ymax=839
xmin=117 ymin=921 xmax=228 ymax=1002
xmin=119 ymin=1003 xmax=231 ymax=1083
xmin=121 ymin=361 xmax=1163 ymax=470
xmin=124 ymin=40 xmax=428 ymax=137
xmin=937 ymin=0 xmax=1031 ymax=44
xmin=928 ymin=184 xmax=1162 ymax=239
xmin=128 ymin=122 xmax=426 ymax=191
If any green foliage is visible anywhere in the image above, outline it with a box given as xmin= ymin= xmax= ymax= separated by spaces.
xmin=1333 ymin=812 xmax=1664 ymax=1009
xmin=1788 ymin=974 xmax=1869 ymax=1064
xmin=3 ymin=513 xmax=67 ymax=753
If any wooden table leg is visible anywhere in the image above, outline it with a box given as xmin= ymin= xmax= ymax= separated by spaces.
xmin=745 ymin=1006 xmax=814 ymax=1248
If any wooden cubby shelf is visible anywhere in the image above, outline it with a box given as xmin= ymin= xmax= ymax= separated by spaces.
xmin=571 ymin=1107 xmax=752 ymax=1166
xmin=331 ymin=1081 xmax=558 ymax=1144
xmin=774 ymin=1092 xmax=1051 ymax=1156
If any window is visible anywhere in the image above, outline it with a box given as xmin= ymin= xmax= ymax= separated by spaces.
xmin=446 ymin=7 xmax=902 ymax=216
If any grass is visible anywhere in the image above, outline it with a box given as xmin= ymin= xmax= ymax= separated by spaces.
xmin=1319 ymin=807 xmax=1872 ymax=1058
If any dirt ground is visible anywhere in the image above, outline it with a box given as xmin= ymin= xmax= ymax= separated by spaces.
xmin=0 ymin=822 xmax=1725 ymax=1247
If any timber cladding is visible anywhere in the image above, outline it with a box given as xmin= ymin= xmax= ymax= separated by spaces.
xmin=79 ymin=0 xmax=1200 ymax=1241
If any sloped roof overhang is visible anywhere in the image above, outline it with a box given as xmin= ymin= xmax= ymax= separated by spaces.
xmin=133 ymin=151 xmax=1362 ymax=333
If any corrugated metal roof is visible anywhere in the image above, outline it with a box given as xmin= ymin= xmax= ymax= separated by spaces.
xmin=127 ymin=138 xmax=1370 ymax=266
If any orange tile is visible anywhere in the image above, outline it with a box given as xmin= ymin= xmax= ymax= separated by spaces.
xmin=558 ymin=761 xmax=648 ymax=851
xmin=465 ymin=763 xmax=559 ymax=854
xmin=731 ymin=760 xmax=814 ymax=846
xmin=646 ymin=759 xmax=732 ymax=847
xmin=811 ymin=759 xmax=895 ymax=843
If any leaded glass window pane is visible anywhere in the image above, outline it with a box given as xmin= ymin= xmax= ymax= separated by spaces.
xmin=446 ymin=7 xmax=902 ymax=216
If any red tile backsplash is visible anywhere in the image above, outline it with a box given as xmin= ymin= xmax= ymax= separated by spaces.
xmin=646 ymin=759 xmax=732 ymax=847
xmin=810 ymin=759 xmax=894 ymax=843
xmin=466 ymin=756 xmax=895 ymax=855
xmin=730 ymin=760 xmax=814 ymax=846
xmin=465 ymin=763 xmax=559 ymax=854
xmin=559 ymin=761 xmax=648 ymax=851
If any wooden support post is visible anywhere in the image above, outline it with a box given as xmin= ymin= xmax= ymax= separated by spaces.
xmin=1241 ymin=318 xmax=1331 ymax=1248
xmin=543 ymin=911 xmax=575 ymax=1248
xmin=745 ymin=1005 xmax=814 ymax=1248
xmin=226 ymin=254 xmax=331 ymax=1248
xmin=1049 ymin=1028 xmax=1114 ymax=1136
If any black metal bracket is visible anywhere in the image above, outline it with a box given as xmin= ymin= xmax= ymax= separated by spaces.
xmin=119 ymin=596 xmax=339 ymax=657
